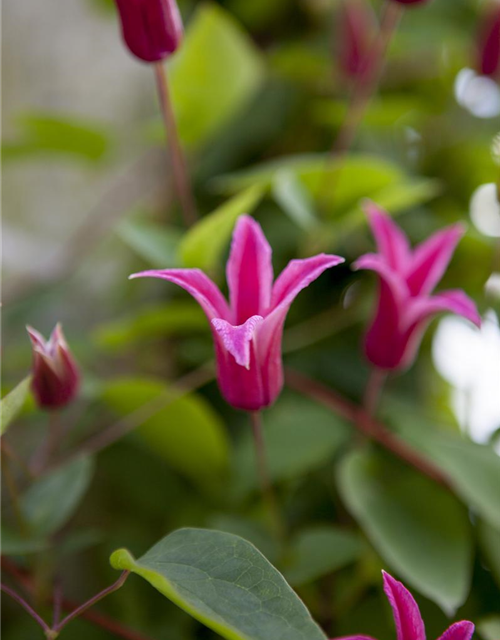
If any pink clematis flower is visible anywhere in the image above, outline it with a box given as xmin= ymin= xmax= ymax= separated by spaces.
xmin=354 ymin=202 xmax=481 ymax=371
xmin=27 ymin=324 xmax=80 ymax=410
xmin=333 ymin=571 xmax=474 ymax=640
xmin=130 ymin=215 xmax=344 ymax=411
xmin=113 ymin=0 xmax=183 ymax=63
xmin=477 ymin=6 xmax=500 ymax=78
xmin=338 ymin=0 xmax=376 ymax=81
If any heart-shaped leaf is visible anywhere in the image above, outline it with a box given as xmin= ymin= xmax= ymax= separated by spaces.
xmin=337 ymin=448 xmax=473 ymax=615
xmin=110 ymin=528 xmax=328 ymax=640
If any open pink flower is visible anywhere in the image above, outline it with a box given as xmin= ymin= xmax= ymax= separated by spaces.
xmin=130 ymin=215 xmax=344 ymax=411
xmin=333 ymin=571 xmax=474 ymax=640
xmin=27 ymin=324 xmax=80 ymax=410
xmin=113 ymin=0 xmax=183 ymax=63
xmin=354 ymin=202 xmax=481 ymax=371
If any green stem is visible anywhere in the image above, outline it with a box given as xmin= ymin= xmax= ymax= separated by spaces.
xmin=249 ymin=412 xmax=285 ymax=540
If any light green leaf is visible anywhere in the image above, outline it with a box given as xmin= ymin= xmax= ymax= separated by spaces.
xmin=93 ymin=302 xmax=206 ymax=351
xmin=21 ymin=456 xmax=94 ymax=537
xmin=110 ymin=528 xmax=327 ymax=640
xmin=478 ymin=617 xmax=500 ymax=640
xmin=3 ymin=113 xmax=110 ymax=162
xmin=102 ymin=377 xmax=229 ymax=485
xmin=179 ymin=185 xmax=265 ymax=269
xmin=337 ymin=449 xmax=473 ymax=614
xmin=478 ymin=520 xmax=500 ymax=587
xmin=169 ymin=3 xmax=265 ymax=146
xmin=214 ymin=154 xmax=438 ymax=225
xmin=118 ymin=218 xmax=182 ymax=268
xmin=1 ymin=527 xmax=48 ymax=555
xmin=1 ymin=376 xmax=32 ymax=435
xmin=283 ymin=525 xmax=362 ymax=587
xmin=233 ymin=395 xmax=350 ymax=496
xmin=272 ymin=170 xmax=318 ymax=230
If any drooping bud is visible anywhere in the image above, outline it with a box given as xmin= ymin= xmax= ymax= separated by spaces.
xmin=27 ymin=324 xmax=80 ymax=410
xmin=338 ymin=0 xmax=376 ymax=80
xmin=113 ymin=0 xmax=183 ymax=63
xmin=478 ymin=7 xmax=500 ymax=78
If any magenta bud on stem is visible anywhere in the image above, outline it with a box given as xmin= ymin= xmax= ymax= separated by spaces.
xmin=27 ymin=324 xmax=80 ymax=410
xmin=113 ymin=0 xmax=183 ymax=63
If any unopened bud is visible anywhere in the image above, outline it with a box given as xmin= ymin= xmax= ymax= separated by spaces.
xmin=478 ymin=7 xmax=500 ymax=78
xmin=113 ymin=0 xmax=183 ymax=63
xmin=27 ymin=324 xmax=80 ymax=410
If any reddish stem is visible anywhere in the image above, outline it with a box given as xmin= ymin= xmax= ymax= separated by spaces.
xmin=154 ymin=62 xmax=197 ymax=226
xmin=1 ymin=583 xmax=52 ymax=634
xmin=1 ymin=558 xmax=153 ymax=640
xmin=285 ymin=368 xmax=451 ymax=489
xmin=53 ymin=571 xmax=130 ymax=633
xmin=363 ymin=368 xmax=387 ymax=418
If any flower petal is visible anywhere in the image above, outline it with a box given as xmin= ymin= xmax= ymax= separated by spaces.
xmin=129 ymin=269 xmax=230 ymax=321
xmin=437 ymin=622 xmax=475 ymax=640
xmin=211 ymin=316 xmax=264 ymax=369
xmin=406 ymin=225 xmax=465 ymax=296
xmin=26 ymin=326 xmax=47 ymax=351
xmin=364 ymin=201 xmax=411 ymax=271
xmin=331 ymin=637 xmax=378 ymax=640
xmin=226 ymin=215 xmax=273 ymax=324
xmin=383 ymin=572 xmax=426 ymax=640
xmin=271 ymin=254 xmax=345 ymax=310
xmin=403 ymin=290 xmax=482 ymax=330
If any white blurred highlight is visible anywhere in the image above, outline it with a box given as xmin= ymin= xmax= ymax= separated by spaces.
xmin=455 ymin=68 xmax=500 ymax=118
xmin=470 ymin=183 xmax=500 ymax=238
xmin=433 ymin=311 xmax=500 ymax=453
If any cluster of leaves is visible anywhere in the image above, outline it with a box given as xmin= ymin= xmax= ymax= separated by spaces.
xmin=2 ymin=0 xmax=500 ymax=639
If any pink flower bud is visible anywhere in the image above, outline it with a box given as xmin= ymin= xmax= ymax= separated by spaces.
xmin=478 ymin=7 xmax=500 ymax=77
xmin=27 ymin=324 xmax=80 ymax=410
xmin=338 ymin=0 xmax=376 ymax=80
xmin=113 ymin=0 xmax=183 ymax=63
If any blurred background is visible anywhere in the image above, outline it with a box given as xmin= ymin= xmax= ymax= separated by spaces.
xmin=2 ymin=0 xmax=500 ymax=638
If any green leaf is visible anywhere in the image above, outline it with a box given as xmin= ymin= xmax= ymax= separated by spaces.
xmin=272 ymin=170 xmax=318 ymax=230
xmin=214 ymin=154 xmax=438 ymax=225
xmin=233 ymin=395 xmax=350 ymax=496
xmin=1 ymin=526 xmax=48 ymax=555
xmin=93 ymin=302 xmax=207 ymax=351
xmin=392 ymin=415 xmax=500 ymax=531
xmin=3 ymin=113 xmax=110 ymax=162
xmin=102 ymin=377 xmax=229 ymax=485
xmin=118 ymin=218 xmax=182 ymax=268
xmin=478 ymin=520 xmax=500 ymax=587
xmin=21 ymin=456 xmax=95 ymax=537
xmin=179 ymin=185 xmax=265 ymax=269
xmin=1 ymin=376 xmax=32 ymax=435
xmin=283 ymin=525 xmax=362 ymax=587
xmin=169 ymin=3 xmax=265 ymax=146
xmin=337 ymin=449 xmax=473 ymax=614
xmin=110 ymin=528 xmax=327 ymax=640
xmin=478 ymin=617 xmax=500 ymax=640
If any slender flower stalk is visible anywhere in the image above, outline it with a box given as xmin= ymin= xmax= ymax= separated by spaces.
xmin=363 ymin=368 xmax=387 ymax=417
xmin=320 ymin=0 xmax=403 ymax=206
xmin=154 ymin=62 xmax=197 ymax=226
xmin=249 ymin=412 xmax=284 ymax=539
